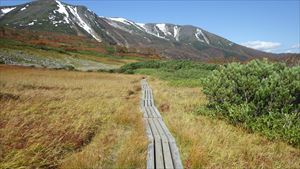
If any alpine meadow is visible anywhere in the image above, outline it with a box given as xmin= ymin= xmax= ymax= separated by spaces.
xmin=0 ymin=0 xmax=299 ymax=169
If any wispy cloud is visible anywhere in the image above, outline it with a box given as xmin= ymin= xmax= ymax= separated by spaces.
xmin=241 ymin=41 xmax=281 ymax=51
xmin=291 ymin=44 xmax=300 ymax=49
xmin=284 ymin=44 xmax=300 ymax=53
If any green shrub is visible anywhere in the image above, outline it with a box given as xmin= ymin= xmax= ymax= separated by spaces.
xmin=119 ymin=60 xmax=217 ymax=73
xmin=203 ymin=59 xmax=300 ymax=146
xmin=124 ymin=69 xmax=134 ymax=74
xmin=119 ymin=60 xmax=217 ymax=87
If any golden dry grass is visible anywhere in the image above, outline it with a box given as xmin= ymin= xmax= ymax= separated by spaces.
xmin=0 ymin=65 xmax=147 ymax=169
xmin=2 ymin=64 xmax=299 ymax=169
xmin=147 ymin=77 xmax=300 ymax=169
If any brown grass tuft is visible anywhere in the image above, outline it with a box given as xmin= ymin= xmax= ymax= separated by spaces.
xmin=159 ymin=103 xmax=170 ymax=112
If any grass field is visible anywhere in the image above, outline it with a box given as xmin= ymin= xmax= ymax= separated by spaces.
xmin=1 ymin=64 xmax=299 ymax=169
xmin=147 ymin=77 xmax=300 ymax=169
xmin=0 ymin=65 xmax=147 ymax=169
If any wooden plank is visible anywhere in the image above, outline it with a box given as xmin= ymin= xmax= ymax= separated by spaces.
xmin=146 ymin=106 xmax=153 ymax=118
xmin=146 ymin=89 xmax=149 ymax=100
xmin=144 ymin=90 xmax=147 ymax=100
xmin=141 ymin=106 xmax=148 ymax=118
xmin=155 ymin=139 xmax=165 ymax=169
xmin=145 ymin=119 xmax=154 ymax=141
xmin=145 ymin=106 xmax=152 ymax=118
xmin=144 ymin=89 xmax=147 ymax=99
xmin=148 ymin=118 xmax=160 ymax=139
xmin=169 ymin=142 xmax=183 ymax=169
xmin=148 ymin=89 xmax=152 ymax=99
xmin=151 ymin=98 xmax=155 ymax=107
xmin=149 ymin=90 xmax=154 ymax=106
xmin=162 ymin=141 xmax=174 ymax=169
xmin=147 ymin=142 xmax=155 ymax=169
xmin=149 ymin=119 xmax=165 ymax=167
xmin=149 ymin=107 xmax=157 ymax=118
xmin=158 ymin=119 xmax=175 ymax=142
xmin=153 ymin=118 xmax=168 ymax=142
xmin=148 ymin=90 xmax=151 ymax=101
xmin=150 ymin=119 xmax=167 ymax=169
xmin=153 ymin=107 xmax=162 ymax=118
xmin=144 ymin=119 xmax=155 ymax=169
xmin=148 ymin=106 xmax=159 ymax=118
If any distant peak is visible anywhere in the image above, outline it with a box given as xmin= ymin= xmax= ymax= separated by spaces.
xmin=31 ymin=0 xmax=58 ymax=5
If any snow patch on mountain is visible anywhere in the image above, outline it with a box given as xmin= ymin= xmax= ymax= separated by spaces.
xmin=67 ymin=6 xmax=102 ymax=42
xmin=173 ymin=26 xmax=180 ymax=41
xmin=20 ymin=5 xmax=29 ymax=11
xmin=52 ymin=20 xmax=64 ymax=24
xmin=137 ymin=24 xmax=168 ymax=40
xmin=195 ymin=29 xmax=204 ymax=43
xmin=49 ymin=15 xmax=55 ymax=20
xmin=109 ymin=17 xmax=132 ymax=25
xmin=1 ymin=7 xmax=16 ymax=14
xmin=54 ymin=0 xmax=70 ymax=24
xmin=107 ymin=17 xmax=145 ymax=32
xmin=106 ymin=18 xmax=169 ymax=39
xmin=104 ymin=18 xmax=134 ymax=33
xmin=136 ymin=23 xmax=145 ymax=29
xmin=133 ymin=23 xmax=145 ymax=32
xmin=156 ymin=27 xmax=169 ymax=40
xmin=195 ymin=28 xmax=210 ymax=44
xmin=1 ymin=7 xmax=16 ymax=17
xmin=156 ymin=24 xmax=171 ymax=36
xmin=135 ymin=23 xmax=150 ymax=32
xmin=28 ymin=22 xmax=34 ymax=26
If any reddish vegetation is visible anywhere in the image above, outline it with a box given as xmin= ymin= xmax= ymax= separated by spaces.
xmin=159 ymin=103 xmax=170 ymax=112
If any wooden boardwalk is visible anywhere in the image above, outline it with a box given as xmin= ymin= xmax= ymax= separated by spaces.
xmin=140 ymin=79 xmax=183 ymax=169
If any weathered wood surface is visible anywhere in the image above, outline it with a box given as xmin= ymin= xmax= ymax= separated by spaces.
xmin=141 ymin=79 xmax=183 ymax=169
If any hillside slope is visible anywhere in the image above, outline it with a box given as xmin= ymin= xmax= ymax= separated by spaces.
xmin=1 ymin=0 xmax=296 ymax=61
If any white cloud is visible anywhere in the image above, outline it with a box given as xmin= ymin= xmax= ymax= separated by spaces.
xmin=291 ymin=43 xmax=300 ymax=48
xmin=283 ymin=44 xmax=300 ymax=53
xmin=284 ymin=50 xmax=293 ymax=53
xmin=241 ymin=41 xmax=281 ymax=51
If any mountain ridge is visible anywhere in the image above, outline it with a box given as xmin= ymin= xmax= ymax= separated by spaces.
xmin=1 ymin=0 xmax=298 ymax=61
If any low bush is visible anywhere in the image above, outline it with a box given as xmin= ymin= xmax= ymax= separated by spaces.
xmin=119 ymin=60 xmax=218 ymax=87
xmin=203 ymin=59 xmax=300 ymax=146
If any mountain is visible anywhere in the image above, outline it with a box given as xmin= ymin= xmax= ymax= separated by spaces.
xmin=0 ymin=0 xmax=298 ymax=61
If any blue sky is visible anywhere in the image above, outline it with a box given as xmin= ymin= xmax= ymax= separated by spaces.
xmin=1 ymin=0 xmax=299 ymax=53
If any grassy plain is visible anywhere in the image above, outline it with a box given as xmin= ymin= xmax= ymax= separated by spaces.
xmin=0 ymin=65 xmax=147 ymax=169
xmin=1 ymin=61 xmax=299 ymax=169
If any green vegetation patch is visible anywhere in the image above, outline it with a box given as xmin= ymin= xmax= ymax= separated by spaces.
xmin=119 ymin=60 xmax=218 ymax=87
xmin=202 ymin=59 xmax=300 ymax=147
